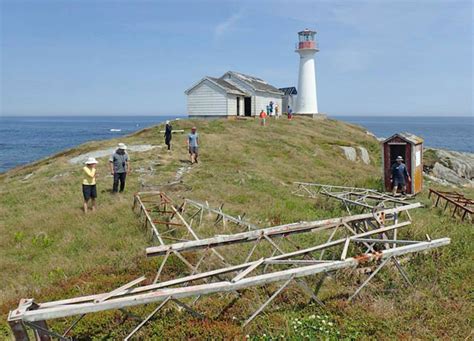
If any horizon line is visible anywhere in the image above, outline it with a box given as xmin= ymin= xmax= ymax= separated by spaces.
xmin=1 ymin=114 xmax=473 ymax=118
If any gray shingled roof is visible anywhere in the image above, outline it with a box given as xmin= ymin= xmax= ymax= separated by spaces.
xmin=223 ymin=71 xmax=284 ymax=95
xmin=208 ymin=77 xmax=248 ymax=96
xmin=383 ymin=132 xmax=424 ymax=145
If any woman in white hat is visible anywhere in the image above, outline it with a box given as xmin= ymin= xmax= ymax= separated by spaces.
xmin=83 ymin=157 xmax=98 ymax=213
xmin=109 ymin=143 xmax=131 ymax=193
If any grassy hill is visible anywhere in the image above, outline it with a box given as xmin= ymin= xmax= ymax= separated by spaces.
xmin=1 ymin=117 xmax=472 ymax=339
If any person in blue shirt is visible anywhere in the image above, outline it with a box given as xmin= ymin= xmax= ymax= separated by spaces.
xmin=187 ymin=126 xmax=199 ymax=164
xmin=390 ymin=155 xmax=411 ymax=195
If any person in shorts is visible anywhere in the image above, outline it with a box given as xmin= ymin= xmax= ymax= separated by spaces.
xmin=391 ymin=155 xmax=411 ymax=195
xmin=187 ymin=127 xmax=199 ymax=164
xmin=82 ymin=157 xmax=98 ymax=213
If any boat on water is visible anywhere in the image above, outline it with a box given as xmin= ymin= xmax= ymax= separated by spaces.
xmin=110 ymin=129 xmax=122 ymax=132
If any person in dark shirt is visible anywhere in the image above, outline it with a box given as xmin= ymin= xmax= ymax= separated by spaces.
xmin=391 ymin=155 xmax=411 ymax=195
xmin=109 ymin=143 xmax=131 ymax=193
xmin=164 ymin=120 xmax=172 ymax=151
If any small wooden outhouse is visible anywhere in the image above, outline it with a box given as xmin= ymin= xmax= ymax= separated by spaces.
xmin=382 ymin=133 xmax=424 ymax=194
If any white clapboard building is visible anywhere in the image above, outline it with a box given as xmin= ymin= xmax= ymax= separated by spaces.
xmin=185 ymin=71 xmax=284 ymax=118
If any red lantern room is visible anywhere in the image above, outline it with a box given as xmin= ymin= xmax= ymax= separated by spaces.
xmin=297 ymin=29 xmax=319 ymax=51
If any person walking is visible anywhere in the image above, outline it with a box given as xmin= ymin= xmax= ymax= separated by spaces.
xmin=187 ymin=127 xmax=199 ymax=164
xmin=109 ymin=143 xmax=131 ymax=193
xmin=390 ymin=156 xmax=411 ymax=195
xmin=259 ymin=109 xmax=267 ymax=126
xmin=164 ymin=120 xmax=172 ymax=151
xmin=266 ymin=104 xmax=272 ymax=118
xmin=275 ymin=104 xmax=279 ymax=119
xmin=287 ymin=105 xmax=293 ymax=120
xmin=82 ymin=157 xmax=98 ymax=213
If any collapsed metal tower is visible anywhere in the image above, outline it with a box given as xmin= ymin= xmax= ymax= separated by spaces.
xmin=293 ymin=182 xmax=412 ymax=214
xmin=8 ymin=190 xmax=450 ymax=340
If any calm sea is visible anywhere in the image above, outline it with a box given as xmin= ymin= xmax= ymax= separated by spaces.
xmin=0 ymin=115 xmax=472 ymax=173
xmin=0 ymin=116 xmax=177 ymax=173
xmin=335 ymin=116 xmax=473 ymax=153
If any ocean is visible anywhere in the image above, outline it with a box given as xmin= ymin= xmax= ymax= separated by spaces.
xmin=335 ymin=116 xmax=473 ymax=153
xmin=0 ymin=115 xmax=177 ymax=173
xmin=0 ymin=115 xmax=472 ymax=173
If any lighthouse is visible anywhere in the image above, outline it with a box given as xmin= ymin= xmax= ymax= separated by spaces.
xmin=295 ymin=29 xmax=319 ymax=116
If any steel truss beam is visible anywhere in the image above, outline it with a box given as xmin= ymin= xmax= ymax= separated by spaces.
xmin=293 ymin=182 xmax=411 ymax=214
xmin=8 ymin=191 xmax=441 ymax=339
xmin=146 ymin=203 xmax=421 ymax=257
xmin=8 ymin=238 xmax=450 ymax=329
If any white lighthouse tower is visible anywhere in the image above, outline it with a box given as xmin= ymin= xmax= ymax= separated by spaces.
xmin=295 ymin=29 xmax=319 ymax=116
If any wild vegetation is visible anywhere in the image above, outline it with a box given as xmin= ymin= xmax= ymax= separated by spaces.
xmin=1 ymin=117 xmax=472 ymax=339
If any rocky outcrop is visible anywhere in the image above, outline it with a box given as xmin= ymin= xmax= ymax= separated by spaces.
xmin=340 ymin=146 xmax=357 ymax=162
xmin=339 ymin=146 xmax=370 ymax=165
xmin=358 ymin=147 xmax=370 ymax=165
xmin=434 ymin=149 xmax=474 ymax=180
xmin=424 ymin=148 xmax=474 ymax=187
xmin=432 ymin=163 xmax=470 ymax=186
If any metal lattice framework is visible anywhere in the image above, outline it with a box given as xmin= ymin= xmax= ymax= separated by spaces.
xmin=8 ymin=236 xmax=450 ymax=340
xmin=429 ymin=188 xmax=473 ymax=222
xmin=8 ymin=192 xmax=450 ymax=340
xmin=293 ymin=182 xmax=412 ymax=214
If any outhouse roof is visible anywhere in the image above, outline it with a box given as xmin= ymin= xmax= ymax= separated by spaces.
xmin=383 ymin=132 xmax=424 ymax=145
xmin=279 ymin=87 xmax=298 ymax=95
xmin=222 ymin=71 xmax=284 ymax=95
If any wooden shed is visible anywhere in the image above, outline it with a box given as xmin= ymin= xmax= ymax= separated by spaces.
xmin=382 ymin=133 xmax=424 ymax=194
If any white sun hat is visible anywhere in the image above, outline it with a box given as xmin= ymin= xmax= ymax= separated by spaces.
xmin=166 ymin=120 xmax=170 ymax=124
xmin=85 ymin=157 xmax=98 ymax=165
xmin=117 ymin=143 xmax=127 ymax=150
xmin=396 ymin=155 xmax=404 ymax=161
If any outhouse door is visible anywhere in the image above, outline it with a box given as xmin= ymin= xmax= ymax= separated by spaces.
xmin=385 ymin=142 xmax=412 ymax=194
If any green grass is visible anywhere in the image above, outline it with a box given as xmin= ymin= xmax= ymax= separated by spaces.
xmin=0 ymin=117 xmax=472 ymax=339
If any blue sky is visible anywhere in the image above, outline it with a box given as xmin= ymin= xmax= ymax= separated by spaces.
xmin=1 ymin=0 xmax=472 ymax=116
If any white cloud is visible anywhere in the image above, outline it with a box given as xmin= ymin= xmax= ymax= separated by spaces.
xmin=214 ymin=9 xmax=244 ymax=40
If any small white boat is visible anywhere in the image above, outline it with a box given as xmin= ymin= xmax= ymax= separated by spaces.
xmin=110 ymin=129 xmax=122 ymax=132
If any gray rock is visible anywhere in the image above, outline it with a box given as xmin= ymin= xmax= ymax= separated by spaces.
xmin=339 ymin=146 xmax=370 ymax=164
xmin=22 ymin=173 xmax=34 ymax=181
xmin=358 ymin=147 xmax=370 ymax=165
xmin=339 ymin=146 xmax=357 ymax=162
xmin=433 ymin=149 xmax=474 ymax=180
xmin=432 ymin=162 xmax=470 ymax=186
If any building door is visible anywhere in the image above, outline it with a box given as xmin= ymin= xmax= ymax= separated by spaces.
xmin=389 ymin=144 xmax=406 ymax=165
xmin=236 ymin=97 xmax=240 ymax=116
xmin=388 ymin=143 xmax=410 ymax=193
xmin=244 ymin=97 xmax=251 ymax=116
